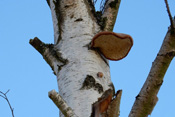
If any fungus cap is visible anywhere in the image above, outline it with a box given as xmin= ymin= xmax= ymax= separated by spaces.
xmin=91 ymin=31 xmax=133 ymax=61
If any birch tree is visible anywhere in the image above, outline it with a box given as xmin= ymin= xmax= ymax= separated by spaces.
xmin=29 ymin=0 xmax=175 ymax=117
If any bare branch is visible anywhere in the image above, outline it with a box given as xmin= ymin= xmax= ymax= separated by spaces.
xmin=48 ymin=90 xmax=78 ymax=117
xmin=102 ymin=0 xmax=121 ymax=31
xmin=0 ymin=94 xmax=6 ymax=99
xmin=29 ymin=37 xmax=67 ymax=75
xmin=129 ymin=19 xmax=175 ymax=117
xmin=5 ymin=89 xmax=10 ymax=94
xmin=164 ymin=0 xmax=174 ymax=30
xmin=0 ymin=90 xmax=14 ymax=117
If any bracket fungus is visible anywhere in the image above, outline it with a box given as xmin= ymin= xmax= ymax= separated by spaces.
xmin=91 ymin=31 xmax=133 ymax=61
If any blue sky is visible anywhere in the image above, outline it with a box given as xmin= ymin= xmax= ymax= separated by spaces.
xmin=0 ymin=0 xmax=175 ymax=117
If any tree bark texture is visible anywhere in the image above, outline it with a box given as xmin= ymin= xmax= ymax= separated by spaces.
xmin=129 ymin=18 xmax=175 ymax=117
xmin=30 ymin=0 xmax=175 ymax=117
xmin=29 ymin=0 xmax=175 ymax=117
xmin=30 ymin=0 xmax=121 ymax=117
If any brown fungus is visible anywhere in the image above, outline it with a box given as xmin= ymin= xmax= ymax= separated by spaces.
xmin=91 ymin=31 xmax=133 ymax=61
xmin=97 ymin=72 xmax=103 ymax=78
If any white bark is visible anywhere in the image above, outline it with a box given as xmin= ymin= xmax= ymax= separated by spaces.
xmin=30 ymin=0 xmax=122 ymax=116
xmin=30 ymin=0 xmax=174 ymax=116
xmin=51 ymin=0 xmax=112 ymax=116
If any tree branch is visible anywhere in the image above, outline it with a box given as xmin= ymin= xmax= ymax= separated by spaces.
xmin=29 ymin=37 xmax=67 ymax=75
xmin=129 ymin=19 xmax=175 ymax=117
xmin=48 ymin=90 xmax=78 ymax=117
xmin=102 ymin=0 xmax=121 ymax=31
xmin=0 ymin=90 xmax=14 ymax=117
xmin=164 ymin=0 xmax=174 ymax=30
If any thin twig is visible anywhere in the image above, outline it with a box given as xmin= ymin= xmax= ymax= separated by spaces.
xmin=100 ymin=0 xmax=109 ymax=13
xmin=5 ymin=89 xmax=10 ymax=94
xmin=0 ymin=94 xmax=6 ymax=99
xmin=0 ymin=90 xmax=14 ymax=117
xmin=93 ymin=0 xmax=98 ymax=5
xmin=164 ymin=0 xmax=174 ymax=29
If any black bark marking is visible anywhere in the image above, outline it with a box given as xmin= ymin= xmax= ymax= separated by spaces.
xmin=81 ymin=75 xmax=103 ymax=94
xmin=74 ymin=18 xmax=83 ymax=22
xmin=70 ymin=14 xmax=74 ymax=19
xmin=81 ymin=75 xmax=96 ymax=89
xmin=94 ymin=83 xmax=103 ymax=94
xmin=109 ymin=0 xmax=119 ymax=8
xmin=53 ymin=0 xmax=63 ymax=44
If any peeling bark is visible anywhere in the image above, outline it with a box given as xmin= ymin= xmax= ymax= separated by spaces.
xmin=107 ymin=90 xmax=122 ymax=117
xmin=91 ymin=89 xmax=113 ymax=117
xmin=91 ymin=89 xmax=122 ymax=117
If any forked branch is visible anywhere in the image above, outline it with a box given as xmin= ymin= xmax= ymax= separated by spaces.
xmin=164 ymin=0 xmax=174 ymax=30
xmin=0 ymin=90 xmax=14 ymax=117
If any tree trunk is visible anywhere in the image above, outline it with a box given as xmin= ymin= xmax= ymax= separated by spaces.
xmin=30 ymin=0 xmax=175 ymax=117
xmin=30 ymin=0 xmax=122 ymax=116
xmin=52 ymin=1 xmax=111 ymax=116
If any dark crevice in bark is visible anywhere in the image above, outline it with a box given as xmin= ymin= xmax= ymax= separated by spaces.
xmin=53 ymin=0 xmax=63 ymax=45
xmin=87 ymin=0 xmax=96 ymax=14
xmin=94 ymin=48 xmax=109 ymax=66
xmin=95 ymin=11 xmax=107 ymax=30
xmin=74 ymin=18 xmax=83 ymax=22
xmin=85 ymin=0 xmax=107 ymax=30
xmin=46 ymin=0 xmax=63 ymax=45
